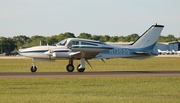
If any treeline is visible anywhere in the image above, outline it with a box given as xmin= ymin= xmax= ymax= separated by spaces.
xmin=0 ymin=32 xmax=179 ymax=54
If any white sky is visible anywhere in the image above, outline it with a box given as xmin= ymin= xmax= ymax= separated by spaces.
xmin=0 ymin=0 xmax=180 ymax=37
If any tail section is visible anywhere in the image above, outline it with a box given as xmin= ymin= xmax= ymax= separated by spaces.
xmin=131 ymin=24 xmax=164 ymax=52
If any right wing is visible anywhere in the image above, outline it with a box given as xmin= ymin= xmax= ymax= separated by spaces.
xmin=69 ymin=45 xmax=113 ymax=59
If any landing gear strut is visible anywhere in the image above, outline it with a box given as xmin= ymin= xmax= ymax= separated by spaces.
xmin=31 ymin=59 xmax=37 ymax=72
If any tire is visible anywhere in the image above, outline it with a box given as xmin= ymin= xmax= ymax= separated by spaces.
xmin=66 ymin=64 xmax=74 ymax=72
xmin=31 ymin=66 xmax=37 ymax=72
xmin=77 ymin=64 xmax=85 ymax=72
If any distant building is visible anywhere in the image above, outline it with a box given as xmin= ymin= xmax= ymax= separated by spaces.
xmin=156 ymin=41 xmax=180 ymax=51
xmin=156 ymin=43 xmax=168 ymax=51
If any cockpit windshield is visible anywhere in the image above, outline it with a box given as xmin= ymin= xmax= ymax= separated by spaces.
xmin=56 ymin=39 xmax=67 ymax=46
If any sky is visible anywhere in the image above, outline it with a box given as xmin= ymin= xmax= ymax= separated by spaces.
xmin=0 ymin=0 xmax=180 ymax=38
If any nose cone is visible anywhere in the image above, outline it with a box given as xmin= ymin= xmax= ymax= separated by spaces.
xmin=18 ymin=51 xmax=23 ymax=56
xmin=18 ymin=48 xmax=27 ymax=56
xmin=17 ymin=46 xmax=49 ymax=58
xmin=17 ymin=51 xmax=20 ymax=55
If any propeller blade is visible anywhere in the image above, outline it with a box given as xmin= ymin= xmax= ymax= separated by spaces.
xmin=45 ymin=44 xmax=54 ymax=61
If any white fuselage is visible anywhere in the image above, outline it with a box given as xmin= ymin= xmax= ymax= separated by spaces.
xmin=19 ymin=46 xmax=71 ymax=59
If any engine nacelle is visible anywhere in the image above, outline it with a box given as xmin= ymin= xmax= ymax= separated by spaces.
xmin=52 ymin=52 xmax=70 ymax=58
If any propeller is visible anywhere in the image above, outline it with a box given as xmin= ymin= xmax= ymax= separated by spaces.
xmin=44 ymin=44 xmax=53 ymax=61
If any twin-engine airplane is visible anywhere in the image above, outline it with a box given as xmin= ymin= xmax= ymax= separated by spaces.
xmin=19 ymin=24 xmax=164 ymax=72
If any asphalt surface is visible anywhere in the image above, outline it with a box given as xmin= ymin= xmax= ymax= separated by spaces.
xmin=0 ymin=71 xmax=180 ymax=78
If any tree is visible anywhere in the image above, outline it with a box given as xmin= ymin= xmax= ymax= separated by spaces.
xmin=118 ymin=36 xmax=125 ymax=42
xmin=158 ymin=36 xmax=166 ymax=42
xmin=109 ymin=36 xmax=118 ymax=42
xmin=104 ymin=35 xmax=110 ymax=42
xmin=45 ymin=36 xmax=58 ymax=45
xmin=57 ymin=32 xmax=76 ymax=41
xmin=129 ymin=34 xmax=139 ymax=41
xmin=91 ymin=35 xmax=101 ymax=40
xmin=99 ymin=36 xmax=105 ymax=42
xmin=28 ymin=35 xmax=46 ymax=46
xmin=0 ymin=37 xmax=16 ymax=54
xmin=77 ymin=33 xmax=92 ymax=39
xmin=158 ymin=34 xmax=177 ymax=42
xmin=166 ymin=34 xmax=177 ymax=42
xmin=99 ymin=35 xmax=110 ymax=42
xmin=13 ymin=35 xmax=30 ymax=49
xmin=124 ymin=34 xmax=139 ymax=42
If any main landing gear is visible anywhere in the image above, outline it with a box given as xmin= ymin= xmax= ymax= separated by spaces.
xmin=66 ymin=58 xmax=86 ymax=72
xmin=30 ymin=58 xmax=86 ymax=73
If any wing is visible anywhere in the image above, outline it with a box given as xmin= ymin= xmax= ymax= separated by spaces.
xmin=69 ymin=45 xmax=113 ymax=59
xmin=69 ymin=51 xmax=99 ymax=59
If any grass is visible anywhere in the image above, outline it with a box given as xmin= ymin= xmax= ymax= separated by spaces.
xmin=0 ymin=77 xmax=180 ymax=103
xmin=0 ymin=57 xmax=180 ymax=72
xmin=0 ymin=57 xmax=180 ymax=103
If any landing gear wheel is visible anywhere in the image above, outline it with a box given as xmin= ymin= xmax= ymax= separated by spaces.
xmin=66 ymin=64 xmax=74 ymax=72
xmin=30 ymin=66 xmax=37 ymax=72
xmin=77 ymin=64 xmax=85 ymax=72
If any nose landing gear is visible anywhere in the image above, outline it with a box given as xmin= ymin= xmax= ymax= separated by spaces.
xmin=31 ymin=59 xmax=37 ymax=72
xmin=31 ymin=66 xmax=37 ymax=72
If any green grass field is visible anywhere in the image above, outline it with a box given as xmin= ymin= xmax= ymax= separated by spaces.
xmin=0 ymin=77 xmax=180 ymax=103
xmin=0 ymin=57 xmax=180 ymax=103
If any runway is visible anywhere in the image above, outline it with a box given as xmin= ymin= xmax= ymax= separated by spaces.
xmin=0 ymin=71 xmax=180 ymax=78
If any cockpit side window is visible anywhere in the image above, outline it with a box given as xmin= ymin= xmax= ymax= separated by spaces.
xmin=67 ymin=40 xmax=79 ymax=47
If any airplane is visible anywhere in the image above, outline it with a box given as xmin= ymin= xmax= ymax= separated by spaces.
xmin=158 ymin=49 xmax=167 ymax=55
xmin=172 ymin=50 xmax=180 ymax=54
xmin=158 ymin=49 xmax=174 ymax=55
xmin=18 ymin=24 xmax=164 ymax=72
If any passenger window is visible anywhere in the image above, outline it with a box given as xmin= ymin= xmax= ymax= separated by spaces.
xmin=73 ymin=41 xmax=79 ymax=45
xmin=81 ymin=42 xmax=96 ymax=46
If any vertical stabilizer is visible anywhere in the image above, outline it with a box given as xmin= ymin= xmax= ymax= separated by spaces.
xmin=131 ymin=25 xmax=164 ymax=51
